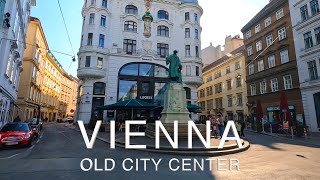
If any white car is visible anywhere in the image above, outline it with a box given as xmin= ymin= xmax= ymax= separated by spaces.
xmin=62 ymin=117 xmax=74 ymax=123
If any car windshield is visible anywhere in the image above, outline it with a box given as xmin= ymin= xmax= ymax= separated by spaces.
xmin=1 ymin=124 xmax=30 ymax=132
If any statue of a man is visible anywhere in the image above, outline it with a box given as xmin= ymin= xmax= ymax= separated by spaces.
xmin=166 ymin=50 xmax=183 ymax=83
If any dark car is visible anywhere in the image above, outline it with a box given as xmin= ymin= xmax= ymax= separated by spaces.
xmin=0 ymin=123 xmax=37 ymax=147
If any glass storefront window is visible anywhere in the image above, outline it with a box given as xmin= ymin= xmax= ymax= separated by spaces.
xmin=139 ymin=64 xmax=154 ymax=77
xmin=119 ymin=80 xmax=138 ymax=101
xmin=154 ymin=65 xmax=169 ymax=77
xmin=120 ymin=64 xmax=139 ymax=76
xmin=93 ymin=82 xmax=106 ymax=95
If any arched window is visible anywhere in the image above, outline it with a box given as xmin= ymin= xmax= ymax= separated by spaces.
xmin=157 ymin=26 xmax=169 ymax=37
xmin=118 ymin=63 xmax=169 ymax=102
xmin=158 ymin=10 xmax=169 ymax=20
xmin=125 ymin=5 xmax=138 ymax=15
xmin=93 ymin=82 xmax=106 ymax=95
xmin=124 ymin=21 xmax=137 ymax=32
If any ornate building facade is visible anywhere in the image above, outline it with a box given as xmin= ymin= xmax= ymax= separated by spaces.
xmin=0 ymin=0 xmax=36 ymax=127
xmin=77 ymin=0 xmax=203 ymax=123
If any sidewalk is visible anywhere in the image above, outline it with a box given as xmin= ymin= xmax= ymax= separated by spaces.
xmin=245 ymin=128 xmax=320 ymax=146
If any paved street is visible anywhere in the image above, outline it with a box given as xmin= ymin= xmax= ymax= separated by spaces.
xmin=0 ymin=123 xmax=319 ymax=180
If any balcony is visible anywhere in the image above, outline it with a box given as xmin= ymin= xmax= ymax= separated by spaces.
xmin=183 ymin=76 xmax=202 ymax=86
xmin=79 ymin=46 xmax=110 ymax=55
xmin=77 ymin=68 xmax=106 ymax=80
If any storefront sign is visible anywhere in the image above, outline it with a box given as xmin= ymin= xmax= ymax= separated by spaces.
xmin=267 ymin=106 xmax=295 ymax=111
xmin=139 ymin=96 xmax=153 ymax=100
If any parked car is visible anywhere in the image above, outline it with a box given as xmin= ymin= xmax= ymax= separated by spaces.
xmin=30 ymin=118 xmax=43 ymax=135
xmin=0 ymin=123 xmax=37 ymax=147
xmin=62 ymin=117 xmax=74 ymax=124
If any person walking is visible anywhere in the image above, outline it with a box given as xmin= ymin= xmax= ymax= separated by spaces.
xmin=13 ymin=116 xmax=21 ymax=122
xmin=239 ymin=119 xmax=245 ymax=138
xmin=235 ymin=120 xmax=241 ymax=136
xmin=217 ymin=114 xmax=224 ymax=138
xmin=210 ymin=115 xmax=218 ymax=138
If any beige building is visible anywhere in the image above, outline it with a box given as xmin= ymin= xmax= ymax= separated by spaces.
xmin=16 ymin=17 xmax=78 ymax=121
xmin=198 ymin=46 xmax=248 ymax=121
xmin=59 ymin=73 xmax=78 ymax=119
xmin=202 ymin=35 xmax=244 ymax=67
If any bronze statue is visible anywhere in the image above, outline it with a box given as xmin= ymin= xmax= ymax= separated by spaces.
xmin=166 ymin=50 xmax=183 ymax=83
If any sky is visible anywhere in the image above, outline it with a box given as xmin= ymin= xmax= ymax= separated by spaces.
xmin=31 ymin=0 xmax=269 ymax=77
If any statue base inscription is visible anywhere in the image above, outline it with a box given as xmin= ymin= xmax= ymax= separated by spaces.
xmin=160 ymin=83 xmax=192 ymax=123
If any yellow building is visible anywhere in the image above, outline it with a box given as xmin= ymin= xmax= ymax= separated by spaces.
xmin=16 ymin=17 xmax=78 ymax=122
xmin=198 ymin=46 xmax=248 ymax=122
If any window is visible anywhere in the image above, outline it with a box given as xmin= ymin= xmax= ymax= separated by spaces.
xmin=264 ymin=17 xmax=271 ymax=27
xmin=100 ymin=15 xmax=106 ymax=27
xmin=157 ymin=25 xmax=169 ymax=37
xmin=186 ymin=65 xmax=191 ymax=76
xmin=280 ymin=49 xmax=289 ymax=64
xmin=227 ymin=95 xmax=233 ymax=107
xmin=125 ymin=5 xmax=138 ymax=15
xmin=196 ymin=66 xmax=200 ymax=76
xmin=255 ymin=24 xmax=261 ymax=33
xmin=278 ymin=27 xmax=287 ymax=40
xmin=195 ymin=46 xmax=199 ymax=57
xmin=226 ymin=66 xmax=231 ymax=74
xmin=89 ymin=13 xmax=95 ymax=24
xmin=310 ymin=0 xmax=320 ymax=16
xmin=227 ymin=79 xmax=232 ymax=90
xmin=102 ymin=0 xmax=107 ymax=8
xmin=185 ymin=28 xmax=190 ymax=38
xmin=85 ymin=56 xmax=91 ymax=67
xmin=237 ymin=93 xmax=243 ymax=106
xmin=185 ymin=12 xmax=190 ymax=21
xmin=123 ymin=39 xmax=137 ymax=54
xmin=236 ymin=76 xmax=242 ymax=87
xmin=235 ymin=62 xmax=241 ymax=70
xmin=258 ymin=60 xmax=264 ymax=72
xmin=249 ymin=63 xmax=254 ymax=75
xmin=194 ymin=13 xmax=198 ymax=22
xmin=206 ymin=86 xmax=213 ymax=96
xmin=215 ymin=98 xmax=223 ymax=109
xmin=276 ymin=8 xmax=284 ymax=20
xmin=266 ymin=34 xmax=273 ymax=46
xmin=304 ymin=31 xmax=314 ymax=49
xmin=185 ymin=45 xmax=190 ymax=56
xmin=260 ymin=81 xmax=267 ymax=94
xmin=93 ymin=82 xmax=106 ymax=95
xmin=185 ymin=87 xmax=192 ymax=99
xmin=250 ymin=84 xmax=256 ymax=96
xmin=283 ymin=75 xmax=293 ymax=90
xmin=215 ymin=83 xmax=222 ymax=94
xmin=158 ymin=10 xmax=169 ymax=20
xmin=268 ymin=55 xmax=276 ymax=68
xmin=32 ymin=66 xmax=37 ymax=78
xmin=315 ymin=27 xmax=320 ymax=45
xmin=157 ymin=43 xmax=169 ymax=58
xmin=246 ymin=30 xmax=252 ymax=39
xmin=87 ymin=33 xmax=93 ymax=46
xmin=256 ymin=40 xmax=262 ymax=51
xmin=99 ymin=34 xmax=105 ymax=47
xmin=214 ymin=71 xmax=221 ymax=79
xmin=124 ymin=21 xmax=137 ymax=32
xmin=271 ymin=78 xmax=279 ymax=92
xmin=90 ymin=0 xmax=96 ymax=5
xmin=247 ymin=46 xmax=253 ymax=56
xmin=206 ymin=100 xmax=213 ymax=110
xmin=308 ymin=60 xmax=318 ymax=80
xmin=195 ymin=29 xmax=199 ymax=39
xmin=206 ymin=76 xmax=212 ymax=82
xmin=97 ymin=57 xmax=103 ymax=69
xmin=300 ymin=5 xmax=309 ymax=21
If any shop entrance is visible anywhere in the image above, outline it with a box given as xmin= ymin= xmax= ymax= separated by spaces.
xmin=314 ymin=92 xmax=320 ymax=129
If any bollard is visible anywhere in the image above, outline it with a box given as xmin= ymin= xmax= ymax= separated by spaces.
xmin=304 ymin=128 xmax=307 ymax=140
xmin=291 ymin=127 xmax=294 ymax=139
xmin=270 ymin=124 xmax=272 ymax=135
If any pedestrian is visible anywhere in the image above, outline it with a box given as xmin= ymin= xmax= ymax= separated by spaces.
xmin=217 ymin=114 xmax=224 ymax=138
xmin=240 ymin=119 xmax=246 ymax=138
xmin=235 ymin=120 xmax=241 ymax=136
xmin=210 ymin=115 xmax=218 ymax=138
xmin=13 ymin=116 xmax=21 ymax=122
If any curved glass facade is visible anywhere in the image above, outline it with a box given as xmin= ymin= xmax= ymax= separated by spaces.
xmin=118 ymin=63 xmax=169 ymax=106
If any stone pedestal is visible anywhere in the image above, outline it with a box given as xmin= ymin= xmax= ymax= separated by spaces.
xmin=160 ymin=83 xmax=191 ymax=123
xmin=146 ymin=83 xmax=206 ymax=138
